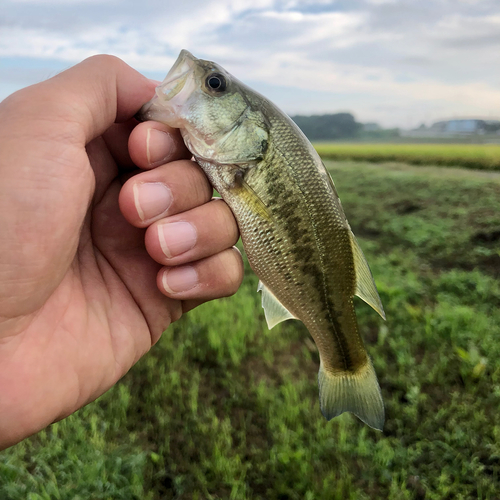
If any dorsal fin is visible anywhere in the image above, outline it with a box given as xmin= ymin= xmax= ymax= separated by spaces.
xmin=257 ymin=281 xmax=297 ymax=329
xmin=349 ymin=232 xmax=386 ymax=320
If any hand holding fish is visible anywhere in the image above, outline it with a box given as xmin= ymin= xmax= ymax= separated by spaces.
xmin=0 ymin=55 xmax=243 ymax=449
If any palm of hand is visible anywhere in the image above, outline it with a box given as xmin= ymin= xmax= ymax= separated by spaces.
xmin=1 ymin=112 xmax=173 ymax=442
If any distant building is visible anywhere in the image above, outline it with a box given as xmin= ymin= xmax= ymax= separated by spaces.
xmin=402 ymin=118 xmax=500 ymax=138
xmin=430 ymin=119 xmax=497 ymax=134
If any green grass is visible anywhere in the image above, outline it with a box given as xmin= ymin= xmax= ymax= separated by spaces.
xmin=314 ymin=142 xmax=500 ymax=171
xmin=2 ymin=160 xmax=500 ymax=499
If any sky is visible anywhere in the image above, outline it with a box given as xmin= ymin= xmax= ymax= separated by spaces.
xmin=1 ymin=0 xmax=499 ymax=128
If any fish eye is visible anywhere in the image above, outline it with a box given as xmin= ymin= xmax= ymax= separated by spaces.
xmin=206 ymin=73 xmax=227 ymax=92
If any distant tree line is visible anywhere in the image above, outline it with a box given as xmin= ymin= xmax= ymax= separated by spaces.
xmin=291 ymin=113 xmax=362 ymax=141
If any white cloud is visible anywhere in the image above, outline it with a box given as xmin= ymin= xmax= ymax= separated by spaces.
xmin=364 ymin=0 xmax=398 ymax=4
xmin=258 ymin=10 xmax=366 ymax=47
xmin=9 ymin=0 xmax=114 ymax=3
xmin=1 ymin=0 xmax=500 ymax=127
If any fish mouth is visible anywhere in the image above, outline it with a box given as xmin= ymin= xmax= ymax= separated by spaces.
xmin=156 ymin=49 xmax=197 ymax=101
xmin=136 ymin=49 xmax=197 ymax=123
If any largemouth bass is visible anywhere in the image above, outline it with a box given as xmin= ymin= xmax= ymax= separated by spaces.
xmin=137 ymin=50 xmax=386 ymax=430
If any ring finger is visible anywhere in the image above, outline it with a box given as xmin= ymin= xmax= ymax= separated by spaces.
xmin=145 ymin=198 xmax=239 ymax=267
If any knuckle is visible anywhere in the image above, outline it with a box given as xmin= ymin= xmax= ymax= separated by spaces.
xmin=84 ymin=54 xmax=124 ymax=70
xmin=169 ymin=303 xmax=183 ymax=323
xmin=221 ymin=204 xmax=239 ymax=242
xmin=224 ymin=248 xmax=244 ymax=295
xmin=211 ymin=199 xmax=239 ymax=242
xmin=188 ymin=165 xmax=212 ymax=201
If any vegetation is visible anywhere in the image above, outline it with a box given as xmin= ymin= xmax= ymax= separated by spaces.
xmin=355 ymin=128 xmax=400 ymax=142
xmin=315 ymin=142 xmax=500 ymax=171
xmin=1 ymin=157 xmax=500 ymax=499
xmin=291 ymin=113 xmax=361 ymax=140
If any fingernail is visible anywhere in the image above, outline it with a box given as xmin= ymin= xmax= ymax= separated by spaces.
xmin=146 ymin=128 xmax=174 ymax=166
xmin=133 ymin=182 xmax=172 ymax=221
xmin=158 ymin=222 xmax=197 ymax=258
xmin=162 ymin=266 xmax=198 ymax=293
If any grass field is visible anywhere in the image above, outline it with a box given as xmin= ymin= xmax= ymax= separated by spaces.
xmin=1 ymin=158 xmax=500 ymax=499
xmin=314 ymin=142 xmax=500 ymax=171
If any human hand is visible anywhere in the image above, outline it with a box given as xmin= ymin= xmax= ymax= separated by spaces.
xmin=0 ymin=56 xmax=243 ymax=449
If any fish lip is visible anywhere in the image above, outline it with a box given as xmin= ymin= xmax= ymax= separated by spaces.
xmin=135 ymin=49 xmax=197 ymax=122
xmin=135 ymin=94 xmax=167 ymax=122
xmin=156 ymin=49 xmax=196 ymax=102
xmin=135 ymin=95 xmax=156 ymax=122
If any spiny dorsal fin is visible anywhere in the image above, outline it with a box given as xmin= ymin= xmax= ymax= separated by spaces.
xmin=257 ymin=280 xmax=297 ymax=329
xmin=349 ymin=232 xmax=386 ymax=320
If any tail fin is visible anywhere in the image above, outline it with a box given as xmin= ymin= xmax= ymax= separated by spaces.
xmin=318 ymin=358 xmax=385 ymax=431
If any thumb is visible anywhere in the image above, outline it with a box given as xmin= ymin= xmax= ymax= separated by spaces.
xmin=48 ymin=54 xmax=157 ymax=145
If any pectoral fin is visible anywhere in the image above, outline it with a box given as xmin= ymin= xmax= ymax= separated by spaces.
xmin=349 ymin=232 xmax=386 ymax=320
xmin=257 ymin=281 xmax=297 ymax=329
xmin=230 ymin=171 xmax=271 ymax=221
xmin=242 ymin=180 xmax=271 ymax=220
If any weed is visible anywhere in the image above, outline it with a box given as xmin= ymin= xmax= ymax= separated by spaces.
xmin=1 ymin=160 xmax=499 ymax=499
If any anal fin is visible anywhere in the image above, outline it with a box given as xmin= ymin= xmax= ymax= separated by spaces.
xmin=349 ymin=232 xmax=386 ymax=320
xmin=257 ymin=281 xmax=297 ymax=329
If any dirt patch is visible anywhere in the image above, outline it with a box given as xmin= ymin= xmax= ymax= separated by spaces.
xmin=243 ymin=338 xmax=319 ymax=387
xmin=391 ymin=200 xmax=423 ymax=215
xmin=473 ymin=229 xmax=500 ymax=243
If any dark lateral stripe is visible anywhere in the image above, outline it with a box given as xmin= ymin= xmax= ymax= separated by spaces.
xmin=301 ymin=259 xmax=357 ymax=372
xmin=328 ymin=307 xmax=355 ymax=372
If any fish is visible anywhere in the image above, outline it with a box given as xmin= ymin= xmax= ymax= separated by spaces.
xmin=136 ymin=50 xmax=386 ymax=430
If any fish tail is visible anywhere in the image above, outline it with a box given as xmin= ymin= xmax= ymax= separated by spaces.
xmin=318 ymin=358 xmax=385 ymax=431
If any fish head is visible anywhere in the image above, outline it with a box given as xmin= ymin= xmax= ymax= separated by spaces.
xmin=136 ymin=49 xmax=269 ymax=164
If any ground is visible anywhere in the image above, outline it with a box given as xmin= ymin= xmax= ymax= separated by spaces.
xmin=1 ymin=159 xmax=500 ymax=500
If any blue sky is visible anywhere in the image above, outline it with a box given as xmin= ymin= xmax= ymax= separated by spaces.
xmin=1 ymin=0 xmax=499 ymax=128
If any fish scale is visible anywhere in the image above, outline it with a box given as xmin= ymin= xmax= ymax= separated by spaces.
xmin=137 ymin=49 xmax=387 ymax=431
xmin=241 ymin=115 xmax=363 ymax=373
